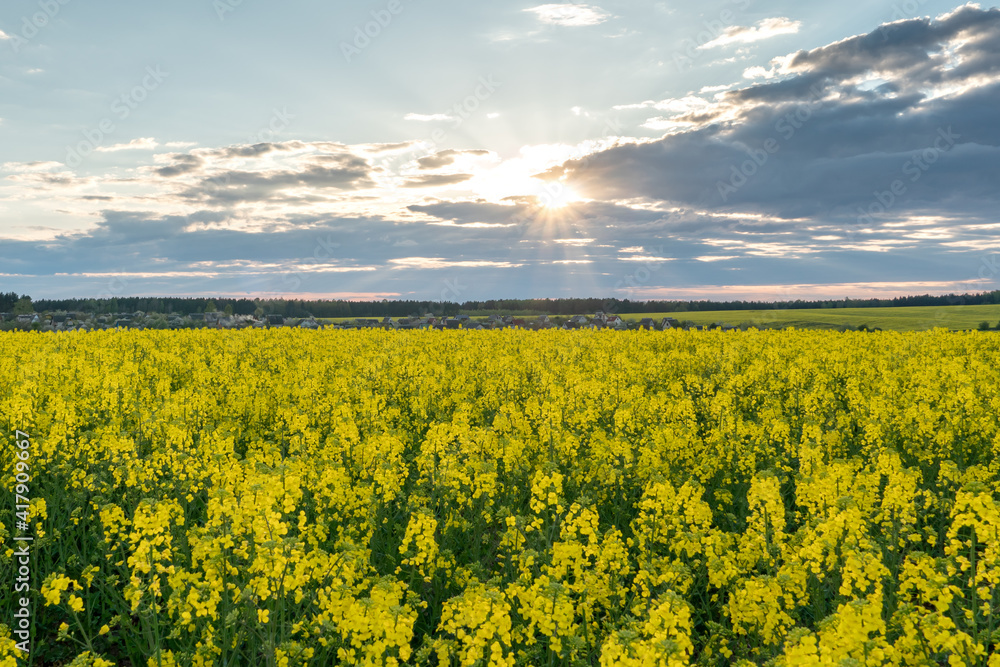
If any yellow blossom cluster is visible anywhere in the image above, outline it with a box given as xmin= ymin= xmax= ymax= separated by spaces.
xmin=0 ymin=327 xmax=998 ymax=665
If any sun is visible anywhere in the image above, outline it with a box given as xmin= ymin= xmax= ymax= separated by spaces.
xmin=538 ymin=183 xmax=580 ymax=209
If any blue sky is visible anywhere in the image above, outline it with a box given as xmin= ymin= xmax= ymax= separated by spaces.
xmin=1 ymin=0 xmax=998 ymax=301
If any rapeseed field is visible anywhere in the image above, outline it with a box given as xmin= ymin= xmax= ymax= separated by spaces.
xmin=0 ymin=328 xmax=997 ymax=666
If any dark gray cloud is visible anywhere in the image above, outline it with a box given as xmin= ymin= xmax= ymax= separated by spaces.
xmin=409 ymin=200 xmax=533 ymax=224
xmin=154 ymin=154 xmax=204 ymax=178
xmin=4 ymin=197 xmax=997 ymax=300
xmin=183 ymin=162 xmax=377 ymax=204
xmin=145 ymin=142 xmax=380 ymax=204
xmin=553 ymin=5 xmax=1000 ymax=222
xmin=202 ymin=141 xmax=308 ymax=160
xmin=785 ymin=5 xmax=1000 ymax=82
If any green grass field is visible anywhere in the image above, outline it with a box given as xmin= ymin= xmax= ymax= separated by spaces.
xmin=621 ymin=304 xmax=1000 ymax=331
xmin=312 ymin=304 xmax=1000 ymax=331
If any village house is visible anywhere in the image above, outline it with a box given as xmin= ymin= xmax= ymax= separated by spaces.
xmin=606 ymin=315 xmax=627 ymax=330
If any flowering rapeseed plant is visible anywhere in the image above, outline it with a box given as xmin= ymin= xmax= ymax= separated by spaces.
xmin=0 ymin=327 xmax=997 ymax=664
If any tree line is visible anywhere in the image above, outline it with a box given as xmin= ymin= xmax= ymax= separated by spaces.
xmin=6 ymin=289 xmax=1000 ymax=317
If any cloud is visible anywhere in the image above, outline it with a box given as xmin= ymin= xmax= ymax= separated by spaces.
xmin=187 ymin=163 xmax=377 ymax=203
xmin=5 ymin=171 xmax=86 ymax=187
xmin=613 ymin=96 xmax=715 ymax=115
xmin=408 ymin=201 xmax=530 ymax=225
xmin=204 ymin=142 xmax=304 ymax=159
xmin=141 ymin=141 xmax=381 ymax=203
xmin=401 ymin=173 xmax=474 ymax=188
xmin=2 ymin=161 xmax=63 ymax=173
xmin=94 ymin=137 xmax=160 ymax=153
xmin=389 ymin=257 xmax=525 ymax=269
xmin=6 ymin=6 xmax=999 ymax=302
xmin=742 ymin=66 xmax=773 ymax=79
xmin=781 ymin=5 xmax=997 ymax=79
xmin=362 ymin=141 xmax=419 ymax=153
xmin=2 ymin=191 xmax=996 ymax=301
xmin=553 ymin=5 xmax=1000 ymax=222
xmin=404 ymin=113 xmax=455 ymax=122
xmin=699 ymin=17 xmax=802 ymax=49
xmin=416 ymin=149 xmax=491 ymax=170
xmin=153 ymin=153 xmax=205 ymax=178
xmin=525 ymin=4 xmax=611 ymax=27
xmin=417 ymin=151 xmax=461 ymax=170
xmin=0 ymin=29 xmax=10 ymax=40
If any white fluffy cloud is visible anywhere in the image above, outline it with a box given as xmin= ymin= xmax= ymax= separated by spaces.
xmin=699 ymin=17 xmax=802 ymax=49
xmin=404 ymin=113 xmax=456 ymax=122
xmin=94 ymin=138 xmax=161 ymax=153
xmin=525 ymin=4 xmax=611 ymax=27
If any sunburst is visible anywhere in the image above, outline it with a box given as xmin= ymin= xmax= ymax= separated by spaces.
xmin=538 ymin=184 xmax=581 ymax=209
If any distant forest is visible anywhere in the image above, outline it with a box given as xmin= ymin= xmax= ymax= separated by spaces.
xmin=3 ymin=289 xmax=1000 ymax=318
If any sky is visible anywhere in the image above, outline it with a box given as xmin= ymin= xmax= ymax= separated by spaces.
xmin=1 ymin=0 xmax=998 ymax=302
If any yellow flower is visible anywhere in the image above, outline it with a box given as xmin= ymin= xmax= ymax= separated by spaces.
xmin=8 ymin=324 xmax=1000 ymax=665
xmin=41 ymin=575 xmax=74 ymax=606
